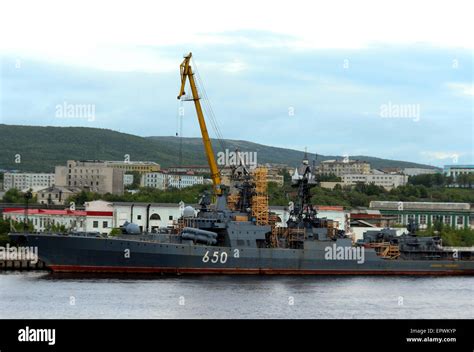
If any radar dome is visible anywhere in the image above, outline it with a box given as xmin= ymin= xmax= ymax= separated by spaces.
xmin=123 ymin=221 xmax=141 ymax=234
xmin=183 ymin=206 xmax=196 ymax=218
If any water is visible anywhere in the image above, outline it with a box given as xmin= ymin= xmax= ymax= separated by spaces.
xmin=0 ymin=272 xmax=473 ymax=319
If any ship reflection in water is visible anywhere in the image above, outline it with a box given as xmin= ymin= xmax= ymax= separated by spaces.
xmin=0 ymin=272 xmax=473 ymax=319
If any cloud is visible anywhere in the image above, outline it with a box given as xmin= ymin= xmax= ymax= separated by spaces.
xmin=420 ymin=151 xmax=463 ymax=163
xmin=1 ymin=41 xmax=472 ymax=167
xmin=1 ymin=0 xmax=473 ymax=73
xmin=446 ymin=83 xmax=474 ymax=97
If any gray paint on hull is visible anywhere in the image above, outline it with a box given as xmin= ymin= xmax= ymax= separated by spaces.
xmin=11 ymin=234 xmax=474 ymax=274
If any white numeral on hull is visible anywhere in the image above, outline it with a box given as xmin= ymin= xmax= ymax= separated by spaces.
xmin=202 ymin=251 xmax=228 ymax=264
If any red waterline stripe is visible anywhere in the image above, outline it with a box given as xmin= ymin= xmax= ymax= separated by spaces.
xmin=48 ymin=265 xmax=474 ymax=275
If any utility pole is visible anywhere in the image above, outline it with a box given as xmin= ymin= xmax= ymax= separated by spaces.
xmin=24 ymin=190 xmax=33 ymax=233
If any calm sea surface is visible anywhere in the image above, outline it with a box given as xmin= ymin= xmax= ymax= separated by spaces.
xmin=0 ymin=272 xmax=473 ymax=319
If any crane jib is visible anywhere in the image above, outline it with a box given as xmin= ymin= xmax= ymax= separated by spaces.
xmin=177 ymin=53 xmax=222 ymax=196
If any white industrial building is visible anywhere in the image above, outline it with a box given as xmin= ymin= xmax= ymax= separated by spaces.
xmin=3 ymin=172 xmax=55 ymax=191
xmin=141 ymin=172 xmax=204 ymax=190
xmin=443 ymin=165 xmax=474 ymax=180
xmin=2 ymin=206 xmax=114 ymax=235
xmin=123 ymin=174 xmax=134 ymax=186
xmin=167 ymin=174 xmax=204 ymax=188
xmin=112 ymin=201 xmax=189 ymax=232
xmin=342 ymin=171 xmax=408 ymax=190
xmin=402 ymin=168 xmax=439 ymax=176
xmin=141 ymin=172 xmax=167 ymax=189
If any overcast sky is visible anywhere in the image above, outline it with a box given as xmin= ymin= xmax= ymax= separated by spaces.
xmin=0 ymin=0 xmax=472 ymax=166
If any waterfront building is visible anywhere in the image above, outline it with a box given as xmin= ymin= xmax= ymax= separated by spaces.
xmin=369 ymin=201 xmax=473 ymax=229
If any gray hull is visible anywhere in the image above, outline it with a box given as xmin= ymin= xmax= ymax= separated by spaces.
xmin=10 ymin=233 xmax=474 ymax=275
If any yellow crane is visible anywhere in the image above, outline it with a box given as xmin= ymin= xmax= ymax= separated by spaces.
xmin=177 ymin=52 xmax=222 ymax=196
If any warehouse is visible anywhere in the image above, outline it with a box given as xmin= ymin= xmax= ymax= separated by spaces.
xmin=369 ymin=201 xmax=473 ymax=229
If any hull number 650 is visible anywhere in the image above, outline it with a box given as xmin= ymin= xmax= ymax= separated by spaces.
xmin=202 ymin=251 xmax=228 ymax=264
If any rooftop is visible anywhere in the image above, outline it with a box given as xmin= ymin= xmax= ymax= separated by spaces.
xmin=320 ymin=159 xmax=369 ymax=164
xmin=370 ymin=201 xmax=471 ymax=211
xmin=105 ymin=161 xmax=160 ymax=166
xmin=4 ymin=208 xmax=87 ymax=216
xmin=3 ymin=208 xmax=113 ymax=217
xmin=444 ymin=165 xmax=474 ymax=169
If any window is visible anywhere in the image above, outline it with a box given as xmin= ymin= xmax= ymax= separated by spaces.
xmin=443 ymin=215 xmax=451 ymax=225
xmin=397 ymin=214 xmax=403 ymax=224
xmin=93 ymin=221 xmax=99 ymax=228
xmin=457 ymin=216 xmax=464 ymax=225
xmin=169 ymin=216 xmax=173 ymax=220
xmin=419 ymin=215 xmax=427 ymax=225
xmin=103 ymin=221 xmax=108 ymax=228
xmin=137 ymin=215 xmax=142 ymax=220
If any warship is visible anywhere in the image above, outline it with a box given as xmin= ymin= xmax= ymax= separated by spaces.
xmin=8 ymin=53 xmax=474 ymax=275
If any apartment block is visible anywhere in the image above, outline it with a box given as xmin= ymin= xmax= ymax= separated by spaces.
xmin=55 ymin=160 xmax=124 ymax=195
xmin=317 ymin=159 xmax=370 ymax=177
xmin=104 ymin=161 xmax=160 ymax=173
xmin=3 ymin=172 xmax=55 ymax=191
xmin=342 ymin=173 xmax=408 ymax=190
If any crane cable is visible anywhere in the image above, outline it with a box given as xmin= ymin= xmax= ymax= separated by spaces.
xmin=191 ymin=57 xmax=227 ymax=155
xmin=176 ymin=99 xmax=184 ymax=166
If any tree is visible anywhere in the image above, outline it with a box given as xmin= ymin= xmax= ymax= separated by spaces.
xmin=0 ymin=218 xmax=34 ymax=245
xmin=2 ymin=188 xmax=37 ymax=204
xmin=67 ymin=190 xmax=100 ymax=206
xmin=419 ymin=225 xmax=474 ymax=247
xmin=125 ymin=171 xmax=141 ymax=190
xmin=44 ymin=222 xmax=67 ymax=233
xmin=318 ymin=174 xmax=342 ymax=182
xmin=457 ymin=173 xmax=474 ymax=188
xmin=279 ymin=169 xmax=292 ymax=185
xmin=408 ymin=173 xmax=447 ymax=187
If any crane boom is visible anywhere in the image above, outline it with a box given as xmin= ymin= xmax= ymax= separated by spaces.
xmin=177 ymin=53 xmax=222 ymax=195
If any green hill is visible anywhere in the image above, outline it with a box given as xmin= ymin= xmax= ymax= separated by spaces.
xmin=0 ymin=124 xmax=439 ymax=172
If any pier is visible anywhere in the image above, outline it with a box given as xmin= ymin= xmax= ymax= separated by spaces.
xmin=0 ymin=260 xmax=46 ymax=270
